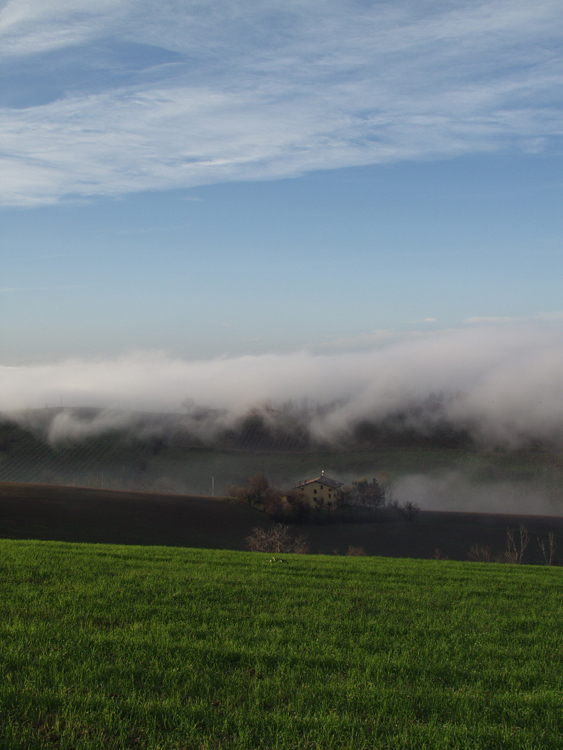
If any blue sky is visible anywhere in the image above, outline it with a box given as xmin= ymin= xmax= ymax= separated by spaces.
xmin=1 ymin=0 xmax=563 ymax=427
xmin=3 ymin=154 xmax=563 ymax=363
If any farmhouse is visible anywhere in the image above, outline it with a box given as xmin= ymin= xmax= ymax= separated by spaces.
xmin=295 ymin=471 xmax=343 ymax=509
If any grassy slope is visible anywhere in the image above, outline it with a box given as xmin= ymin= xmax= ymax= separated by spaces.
xmin=1 ymin=540 xmax=563 ymax=749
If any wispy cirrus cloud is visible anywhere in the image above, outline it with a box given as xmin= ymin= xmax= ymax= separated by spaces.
xmin=1 ymin=0 xmax=562 ymax=205
xmin=0 ymin=0 xmax=128 ymax=56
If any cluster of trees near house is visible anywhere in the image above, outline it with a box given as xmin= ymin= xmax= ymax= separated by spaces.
xmin=228 ymin=473 xmax=419 ymax=523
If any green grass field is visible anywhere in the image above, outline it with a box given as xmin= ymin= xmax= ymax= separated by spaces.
xmin=1 ymin=540 xmax=563 ymax=749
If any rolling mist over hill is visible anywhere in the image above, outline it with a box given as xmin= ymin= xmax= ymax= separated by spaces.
xmin=4 ymin=323 xmax=563 ymax=452
xmin=4 ymin=399 xmax=474 ymax=453
xmin=1 ymin=406 xmax=562 ymax=516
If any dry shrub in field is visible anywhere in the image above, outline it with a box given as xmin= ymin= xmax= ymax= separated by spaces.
xmin=467 ymin=544 xmax=492 ymax=563
xmin=347 ymin=545 xmax=367 ymax=556
xmin=432 ymin=548 xmax=449 ymax=560
xmin=246 ymin=524 xmax=309 ymax=554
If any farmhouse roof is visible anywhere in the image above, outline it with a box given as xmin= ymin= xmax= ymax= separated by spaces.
xmin=296 ymin=474 xmax=343 ymax=490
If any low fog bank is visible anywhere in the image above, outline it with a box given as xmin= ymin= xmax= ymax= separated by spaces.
xmin=0 ymin=401 xmax=472 ymax=453
xmin=3 ymin=322 xmax=563 ymax=450
xmin=393 ymin=471 xmax=561 ymax=517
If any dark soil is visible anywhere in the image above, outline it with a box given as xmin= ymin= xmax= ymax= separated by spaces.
xmin=0 ymin=482 xmax=262 ymax=550
xmin=1 ymin=481 xmax=563 ymax=563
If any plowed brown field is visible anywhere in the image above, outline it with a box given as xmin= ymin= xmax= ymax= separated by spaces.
xmin=2 ymin=480 xmax=563 ymax=562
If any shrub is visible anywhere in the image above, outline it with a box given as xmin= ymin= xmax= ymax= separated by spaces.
xmin=347 ymin=545 xmax=367 ymax=556
xmin=246 ymin=524 xmax=310 ymax=554
xmin=467 ymin=544 xmax=492 ymax=563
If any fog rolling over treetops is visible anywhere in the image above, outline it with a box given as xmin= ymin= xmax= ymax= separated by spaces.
xmin=2 ymin=322 xmax=563 ymax=450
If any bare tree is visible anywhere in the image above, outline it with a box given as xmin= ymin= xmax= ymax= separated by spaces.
xmin=496 ymin=527 xmax=518 ymax=563
xmin=538 ymin=531 xmax=557 ymax=566
xmin=517 ymin=524 xmax=530 ymax=563
xmin=496 ymin=525 xmax=529 ymax=564
xmin=402 ymin=501 xmax=420 ymax=522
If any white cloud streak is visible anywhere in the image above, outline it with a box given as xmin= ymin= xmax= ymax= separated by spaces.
xmin=1 ymin=0 xmax=562 ymax=204
xmin=0 ymin=0 xmax=128 ymax=55
xmin=2 ymin=322 xmax=563 ymax=448
xmin=465 ymin=312 xmax=563 ymax=324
